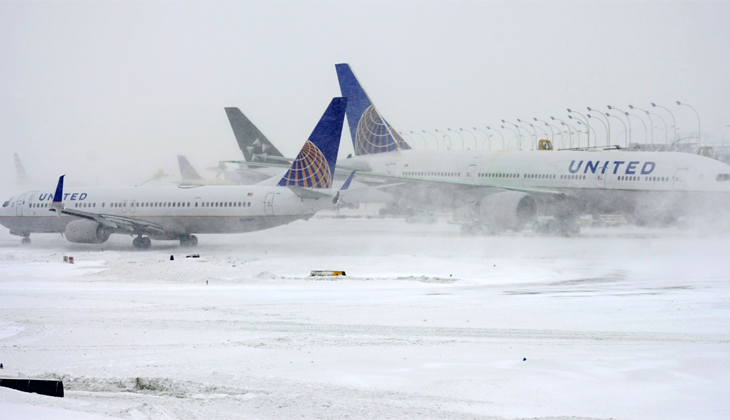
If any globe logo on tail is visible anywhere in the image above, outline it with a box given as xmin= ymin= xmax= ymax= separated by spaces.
xmin=278 ymin=140 xmax=333 ymax=188
xmin=355 ymin=106 xmax=411 ymax=155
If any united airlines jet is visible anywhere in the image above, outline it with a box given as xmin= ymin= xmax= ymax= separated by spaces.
xmin=332 ymin=64 xmax=730 ymax=234
xmin=0 ymin=98 xmax=352 ymax=248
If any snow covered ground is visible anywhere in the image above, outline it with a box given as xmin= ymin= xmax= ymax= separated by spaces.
xmin=1 ymin=215 xmax=729 ymax=419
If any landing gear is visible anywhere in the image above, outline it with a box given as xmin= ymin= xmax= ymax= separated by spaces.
xmin=179 ymin=235 xmax=198 ymax=248
xmin=132 ymin=236 xmax=152 ymax=250
xmin=21 ymin=236 xmax=31 ymax=245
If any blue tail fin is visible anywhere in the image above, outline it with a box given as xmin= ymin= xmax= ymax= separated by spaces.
xmin=177 ymin=155 xmax=202 ymax=180
xmin=278 ymin=97 xmax=347 ymax=189
xmin=335 ymin=63 xmax=411 ymax=156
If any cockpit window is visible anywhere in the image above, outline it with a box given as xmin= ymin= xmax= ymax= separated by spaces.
xmin=2 ymin=201 xmax=9 ymax=207
xmin=716 ymin=174 xmax=730 ymax=182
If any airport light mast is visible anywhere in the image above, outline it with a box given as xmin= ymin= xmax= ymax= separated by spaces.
xmin=651 ymin=102 xmax=677 ymax=143
xmin=567 ymin=109 xmax=592 ymax=148
xmin=629 ymin=105 xmax=655 ymax=146
xmin=473 ymin=127 xmax=491 ymax=150
xmin=501 ymin=120 xmax=524 ymax=150
xmin=516 ymin=119 xmax=538 ymax=150
xmin=606 ymin=112 xmax=628 ymax=147
xmin=607 ymin=106 xmax=632 ymax=144
xmin=486 ymin=126 xmax=506 ymax=150
xmin=587 ymin=114 xmax=609 ymax=147
xmin=587 ymin=107 xmax=611 ymax=146
xmin=533 ymin=118 xmax=555 ymax=142
xmin=500 ymin=125 xmax=519 ymax=150
xmin=676 ymin=101 xmax=702 ymax=147
xmin=448 ymin=128 xmax=465 ymax=149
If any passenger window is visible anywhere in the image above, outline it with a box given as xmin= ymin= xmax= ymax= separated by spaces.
xmin=717 ymin=174 xmax=730 ymax=182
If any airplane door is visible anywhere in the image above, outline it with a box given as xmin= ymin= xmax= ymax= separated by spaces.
xmin=674 ymin=168 xmax=688 ymax=190
xmin=16 ymin=194 xmax=25 ymax=216
xmin=386 ymin=163 xmax=396 ymax=175
xmin=265 ymin=193 xmax=275 ymax=216
xmin=596 ymin=174 xmax=606 ymax=188
xmin=465 ymin=165 xmax=477 ymax=181
xmin=122 ymin=200 xmax=128 ymax=213
xmin=130 ymin=200 xmax=137 ymax=213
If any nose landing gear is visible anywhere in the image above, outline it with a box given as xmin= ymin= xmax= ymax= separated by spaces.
xmin=132 ymin=236 xmax=152 ymax=250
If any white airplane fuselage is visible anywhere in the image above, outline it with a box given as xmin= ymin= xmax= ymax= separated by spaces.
xmin=0 ymin=184 xmax=331 ymax=240
xmin=345 ymin=148 xmax=730 ymax=220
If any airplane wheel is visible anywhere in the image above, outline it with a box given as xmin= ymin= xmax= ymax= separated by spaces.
xmin=140 ymin=237 xmax=152 ymax=249
xmin=189 ymin=235 xmax=198 ymax=247
xmin=132 ymin=237 xmax=141 ymax=249
xmin=21 ymin=237 xmax=31 ymax=245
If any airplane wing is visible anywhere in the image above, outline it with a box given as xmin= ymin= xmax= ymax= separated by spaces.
xmin=59 ymin=207 xmax=167 ymax=235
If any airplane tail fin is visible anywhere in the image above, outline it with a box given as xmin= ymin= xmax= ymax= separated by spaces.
xmin=335 ymin=63 xmax=411 ymax=156
xmin=14 ymin=153 xmax=29 ymax=184
xmin=277 ymin=97 xmax=347 ymax=189
xmin=50 ymin=175 xmax=65 ymax=216
xmin=177 ymin=155 xmax=202 ymax=180
xmin=224 ymin=107 xmax=285 ymax=162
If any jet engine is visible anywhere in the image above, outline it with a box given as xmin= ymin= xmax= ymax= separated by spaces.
xmin=479 ymin=191 xmax=538 ymax=231
xmin=64 ymin=220 xmax=111 ymax=244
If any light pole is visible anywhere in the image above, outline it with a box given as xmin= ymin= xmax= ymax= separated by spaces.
xmin=517 ymin=119 xmax=538 ymax=150
xmin=501 ymin=125 xmax=519 ymax=150
xmin=436 ymin=129 xmax=452 ymax=149
xmin=423 ymin=130 xmax=440 ymax=149
xmin=569 ymin=115 xmax=598 ymax=146
xmin=448 ymin=128 xmax=465 ymax=149
xmin=606 ymin=112 xmax=628 ymax=147
xmin=651 ymin=103 xmax=677 ymax=143
xmin=629 ymin=105 xmax=654 ymax=146
xmin=567 ymin=109 xmax=591 ymax=147
xmin=587 ymin=107 xmax=610 ymax=146
xmin=410 ymin=131 xmax=428 ymax=149
xmin=607 ymin=105 xmax=632 ymax=143
xmin=501 ymin=120 xmax=524 ymax=150
xmin=533 ymin=118 xmax=555 ymax=141
xmin=626 ymin=112 xmax=648 ymax=146
xmin=473 ymin=127 xmax=490 ymax=150
xmin=487 ymin=126 xmax=505 ymax=149
xmin=551 ymin=116 xmax=573 ymax=148
xmin=460 ymin=128 xmax=478 ymax=150
xmin=587 ymin=114 xmax=608 ymax=147
xmin=648 ymin=113 xmax=669 ymax=145
xmin=676 ymin=101 xmax=701 ymax=147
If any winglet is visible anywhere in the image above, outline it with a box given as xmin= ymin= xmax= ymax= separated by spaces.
xmin=340 ymin=171 xmax=356 ymax=191
xmin=51 ymin=175 xmax=65 ymax=216
xmin=277 ymin=97 xmax=347 ymax=189
xmin=335 ymin=63 xmax=411 ymax=155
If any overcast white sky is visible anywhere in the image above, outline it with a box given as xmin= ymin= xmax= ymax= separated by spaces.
xmin=1 ymin=1 xmax=729 ymax=191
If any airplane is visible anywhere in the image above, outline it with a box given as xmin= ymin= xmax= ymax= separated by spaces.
xmin=331 ymin=63 xmax=730 ymax=234
xmin=0 ymin=97 xmax=354 ymax=248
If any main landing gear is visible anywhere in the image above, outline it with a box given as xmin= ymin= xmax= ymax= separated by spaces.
xmin=132 ymin=236 xmax=152 ymax=250
xmin=179 ymin=235 xmax=198 ymax=248
xmin=21 ymin=236 xmax=31 ymax=245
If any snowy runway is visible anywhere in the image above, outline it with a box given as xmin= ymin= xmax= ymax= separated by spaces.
xmin=1 ymin=217 xmax=729 ymax=419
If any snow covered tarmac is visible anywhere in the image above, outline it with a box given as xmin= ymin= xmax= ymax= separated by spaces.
xmin=1 ymin=216 xmax=729 ymax=419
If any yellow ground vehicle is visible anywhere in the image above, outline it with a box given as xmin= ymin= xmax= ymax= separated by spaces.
xmin=538 ymin=139 xmax=553 ymax=150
